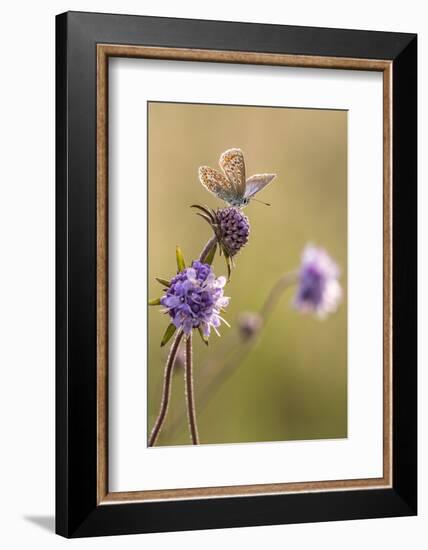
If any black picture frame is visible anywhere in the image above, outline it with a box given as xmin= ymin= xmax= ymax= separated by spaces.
xmin=56 ymin=11 xmax=417 ymax=538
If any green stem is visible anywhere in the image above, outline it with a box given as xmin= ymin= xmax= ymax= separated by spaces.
xmin=259 ymin=271 xmax=298 ymax=321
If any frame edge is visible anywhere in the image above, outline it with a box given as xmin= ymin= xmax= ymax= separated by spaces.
xmin=55 ymin=11 xmax=418 ymax=537
xmin=55 ymin=11 xmax=69 ymax=538
xmin=391 ymin=34 xmax=418 ymax=515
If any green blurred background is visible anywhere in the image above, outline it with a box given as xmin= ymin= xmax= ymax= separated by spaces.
xmin=147 ymin=101 xmax=347 ymax=446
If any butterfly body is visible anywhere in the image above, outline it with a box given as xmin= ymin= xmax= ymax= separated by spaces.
xmin=198 ymin=148 xmax=276 ymax=208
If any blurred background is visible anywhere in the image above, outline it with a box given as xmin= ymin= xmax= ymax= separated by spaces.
xmin=147 ymin=101 xmax=347 ymax=446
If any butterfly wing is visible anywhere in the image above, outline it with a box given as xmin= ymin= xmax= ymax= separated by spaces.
xmin=219 ymin=148 xmax=246 ymax=199
xmin=198 ymin=166 xmax=237 ymax=203
xmin=244 ymin=174 xmax=277 ymax=198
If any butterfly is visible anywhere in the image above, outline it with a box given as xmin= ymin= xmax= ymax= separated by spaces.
xmin=198 ymin=148 xmax=277 ymax=208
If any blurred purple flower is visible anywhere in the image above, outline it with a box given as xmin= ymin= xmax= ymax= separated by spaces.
xmin=294 ymin=245 xmax=342 ymax=318
xmin=161 ymin=261 xmax=230 ymax=337
xmin=238 ymin=311 xmax=263 ymax=341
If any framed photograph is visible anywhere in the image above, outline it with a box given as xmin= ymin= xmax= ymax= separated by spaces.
xmin=56 ymin=11 xmax=417 ymax=537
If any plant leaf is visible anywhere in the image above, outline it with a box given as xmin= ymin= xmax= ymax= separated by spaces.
xmin=204 ymin=242 xmax=217 ymax=266
xmin=191 ymin=204 xmax=215 ymax=221
xmin=226 ymin=259 xmax=232 ymax=281
xmin=155 ymin=277 xmax=170 ymax=287
xmin=197 ymin=326 xmax=209 ymax=346
xmin=148 ymin=297 xmax=161 ymax=306
xmin=222 ymin=249 xmax=232 ymax=281
xmin=160 ymin=323 xmax=176 ymax=347
xmin=176 ymin=246 xmax=186 ymax=272
xmin=196 ymin=212 xmax=214 ymax=227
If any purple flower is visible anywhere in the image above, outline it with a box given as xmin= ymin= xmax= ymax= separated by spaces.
xmin=160 ymin=261 xmax=230 ymax=337
xmin=215 ymin=207 xmax=250 ymax=257
xmin=294 ymin=245 xmax=342 ymax=318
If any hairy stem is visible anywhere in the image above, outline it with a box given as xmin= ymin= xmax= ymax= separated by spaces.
xmin=199 ymin=235 xmax=217 ymax=263
xmin=184 ymin=332 xmax=199 ymax=444
xmin=148 ymin=329 xmax=184 ymax=447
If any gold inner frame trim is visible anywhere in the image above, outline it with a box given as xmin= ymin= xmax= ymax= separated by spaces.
xmin=96 ymin=44 xmax=393 ymax=505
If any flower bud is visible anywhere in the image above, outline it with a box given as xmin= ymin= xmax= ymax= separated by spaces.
xmin=238 ymin=311 xmax=263 ymax=341
xmin=215 ymin=207 xmax=250 ymax=257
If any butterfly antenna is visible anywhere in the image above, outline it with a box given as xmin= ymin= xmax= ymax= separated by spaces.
xmin=251 ymin=198 xmax=271 ymax=206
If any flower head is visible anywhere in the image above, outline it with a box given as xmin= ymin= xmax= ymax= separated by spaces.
xmin=191 ymin=204 xmax=250 ymax=277
xmin=215 ymin=207 xmax=250 ymax=257
xmin=160 ymin=261 xmax=230 ymax=337
xmin=294 ymin=245 xmax=342 ymax=318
